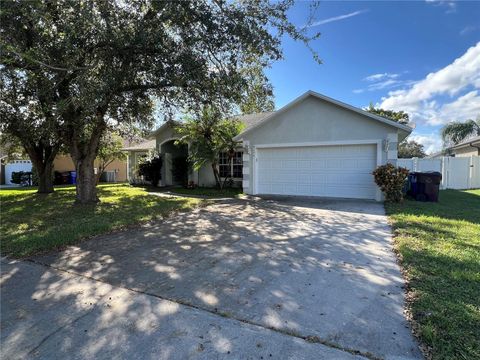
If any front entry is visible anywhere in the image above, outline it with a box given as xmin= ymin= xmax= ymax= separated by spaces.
xmin=160 ymin=140 xmax=188 ymax=186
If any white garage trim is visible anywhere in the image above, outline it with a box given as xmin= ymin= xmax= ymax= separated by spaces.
xmin=252 ymin=140 xmax=382 ymax=200
xmin=254 ymin=139 xmax=383 ymax=149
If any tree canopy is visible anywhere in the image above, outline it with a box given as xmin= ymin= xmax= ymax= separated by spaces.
xmin=1 ymin=0 xmax=319 ymax=203
xmin=441 ymin=118 xmax=480 ymax=147
xmin=398 ymin=140 xmax=426 ymax=158
xmin=366 ymin=104 xmax=410 ymax=125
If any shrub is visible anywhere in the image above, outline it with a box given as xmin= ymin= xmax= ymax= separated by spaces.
xmin=372 ymin=163 xmax=409 ymax=202
xmin=10 ymin=171 xmax=33 ymax=186
xmin=138 ymin=156 xmax=162 ymax=187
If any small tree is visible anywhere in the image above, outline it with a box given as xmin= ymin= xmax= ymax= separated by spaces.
xmin=372 ymin=164 xmax=409 ymax=202
xmin=398 ymin=140 xmax=426 ymax=158
xmin=138 ymin=156 xmax=162 ymax=187
xmin=175 ymin=107 xmax=243 ymax=189
xmin=96 ymin=132 xmax=127 ymax=184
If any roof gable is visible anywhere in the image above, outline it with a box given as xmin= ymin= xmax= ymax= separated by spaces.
xmin=234 ymin=90 xmax=413 ymax=140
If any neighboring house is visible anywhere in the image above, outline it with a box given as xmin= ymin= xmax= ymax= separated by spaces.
xmin=429 ymin=135 xmax=480 ymax=158
xmin=53 ymin=155 xmax=128 ymax=183
xmin=3 ymin=159 xmax=32 ymax=185
xmin=122 ymin=139 xmax=156 ymax=183
xmin=147 ymin=91 xmax=412 ymax=201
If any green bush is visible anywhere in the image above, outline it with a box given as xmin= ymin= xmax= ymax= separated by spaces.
xmin=372 ymin=163 xmax=409 ymax=202
xmin=10 ymin=171 xmax=34 ymax=186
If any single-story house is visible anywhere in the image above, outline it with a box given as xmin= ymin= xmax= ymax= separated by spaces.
xmin=129 ymin=90 xmax=412 ymax=201
xmin=54 ymin=155 xmax=129 ymax=183
xmin=428 ymin=135 xmax=480 ymax=158
xmin=122 ymin=139 xmax=156 ymax=183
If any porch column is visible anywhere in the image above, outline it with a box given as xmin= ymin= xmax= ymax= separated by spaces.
xmin=242 ymin=140 xmax=251 ymax=194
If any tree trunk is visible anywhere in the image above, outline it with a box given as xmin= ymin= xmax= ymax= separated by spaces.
xmin=75 ymin=158 xmax=99 ymax=204
xmin=211 ymin=162 xmax=222 ymax=189
xmin=36 ymin=161 xmax=54 ymax=193
xmin=24 ymin=143 xmax=58 ymax=194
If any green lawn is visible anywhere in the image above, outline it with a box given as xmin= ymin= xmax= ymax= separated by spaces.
xmin=0 ymin=184 xmax=202 ymax=258
xmin=386 ymin=189 xmax=480 ymax=360
xmin=168 ymin=186 xmax=243 ymax=198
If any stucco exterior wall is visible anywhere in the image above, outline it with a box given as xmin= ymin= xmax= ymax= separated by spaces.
xmin=453 ymin=147 xmax=478 ymax=157
xmin=54 ymin=155 xmax=128 ymax=182
xmin=154 ymin=124 xmax=219 ymax=187
xmin=239 ymin=96 xmax=401 ymax=196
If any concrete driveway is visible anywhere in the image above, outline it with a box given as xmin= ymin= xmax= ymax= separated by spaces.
xmin=1 ymin=197 xmax=422 ymax=359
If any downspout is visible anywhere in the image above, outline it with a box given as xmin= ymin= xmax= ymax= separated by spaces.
xmin=469 ymin=141 xmax=480 ymax=156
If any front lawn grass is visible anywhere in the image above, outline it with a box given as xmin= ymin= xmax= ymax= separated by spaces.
xmin=0 ymin=183 xmax=202 ymax=258
xmin=169 ymin=186 xmax=243 ymax=198
xmin=386 ymin=189 xmax=480 ymax=360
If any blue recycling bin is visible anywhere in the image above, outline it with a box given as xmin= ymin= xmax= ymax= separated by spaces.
xmin=70 ymin=171 xmax=77 ymax=184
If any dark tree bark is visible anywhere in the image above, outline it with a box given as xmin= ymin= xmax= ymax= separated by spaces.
xmin=68 ymin=117 xmax=106 ymax=204
xmin=24 ymin=142 xmax=59 ymax=194
xmin=211 ymin=162 xmax=222 ymax=189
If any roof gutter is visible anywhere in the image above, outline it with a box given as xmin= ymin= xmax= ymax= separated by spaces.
xmin=469 ymin=141 xmax=480 ymax=155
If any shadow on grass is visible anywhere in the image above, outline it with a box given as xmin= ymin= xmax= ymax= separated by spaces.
xmin=1 ymin=184 xmax=201 ymax=258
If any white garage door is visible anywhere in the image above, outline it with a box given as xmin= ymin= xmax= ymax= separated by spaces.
xmin=256 ymin=144 xmax=378 ymax=199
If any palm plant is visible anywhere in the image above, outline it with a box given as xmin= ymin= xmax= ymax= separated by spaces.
xmin=441 ymin=118 xmax=480 ymax=146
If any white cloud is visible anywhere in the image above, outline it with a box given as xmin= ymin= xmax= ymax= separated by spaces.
xmin=408 ymin=132 xmax=444 ymax=154
xmin=380 ymin=42 xmax=480 ymax=125
xmin=354 ymin=72 xmax=414 ymax=94
xmin=305 ymin=10 xmax=368 ymax=28
xmin=364 ymin=73 xmax=399 ymax=82
xmin=425 ymin=0 xmax=457 ymax=13
xmin=460 ymin=25 xmax=478 ymax=36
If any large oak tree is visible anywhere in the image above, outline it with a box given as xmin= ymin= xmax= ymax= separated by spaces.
xmin=1 ymin=0 xmax=319 ymax=203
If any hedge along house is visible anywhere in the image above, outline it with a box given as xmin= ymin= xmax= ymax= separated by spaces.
xmin=145 ymin=91 xmax=412 ymax=200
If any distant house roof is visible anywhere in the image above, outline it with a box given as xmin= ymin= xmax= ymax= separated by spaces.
xmin=232 ymin=112 xmax=276 ymax=131
xmin=449 ymin=135 xmax=480 ymax=150
xmin=122 ymin=139 xmax=156 ymax=151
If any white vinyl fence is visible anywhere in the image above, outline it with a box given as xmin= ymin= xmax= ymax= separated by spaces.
xmin=397 ymin=156 xmax=480 ymax=190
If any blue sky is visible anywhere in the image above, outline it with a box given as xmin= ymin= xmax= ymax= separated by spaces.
xmin=267 ymin=0 xmax=480 ymax=154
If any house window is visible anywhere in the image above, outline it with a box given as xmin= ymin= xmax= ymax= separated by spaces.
xmin=219 ymin=151 xmax=243 ymax=178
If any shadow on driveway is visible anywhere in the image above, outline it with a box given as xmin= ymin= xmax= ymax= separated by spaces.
xmin=2 ymin=197 xmax=422 ymax=359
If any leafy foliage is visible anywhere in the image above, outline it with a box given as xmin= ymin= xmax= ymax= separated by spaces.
xmin=372 ymin=164 xmax=409 ymax=202
xmin=239 ymin=60 xmax=275 ymax=114
xmin=398 ymin=140 xmax=426 ymax=158
xmin=1 ymin=0 xmax=320 ymax=203
xmin=366 ymin=104 xmax=410 ymax=125
xmin=96 ymin=131 xmax=127 ymax=183
xmin=0 ymin=68 xmax=61 ymax=193
xmin=138 ymin=156 xmax=162 ymax=187
xmin=175 ymin=107 xmax=244 ymax=189
xmin=441 ymin=118 xmax=480 ymax=147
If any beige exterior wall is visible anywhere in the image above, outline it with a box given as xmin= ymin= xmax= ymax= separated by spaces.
xmin=54 ymin=155 xmax=128 ymax=182
xmin=453 ymin=147 xmax=478 ymax=157
xmin=154 ymin=124 xmax=219 ymax=187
